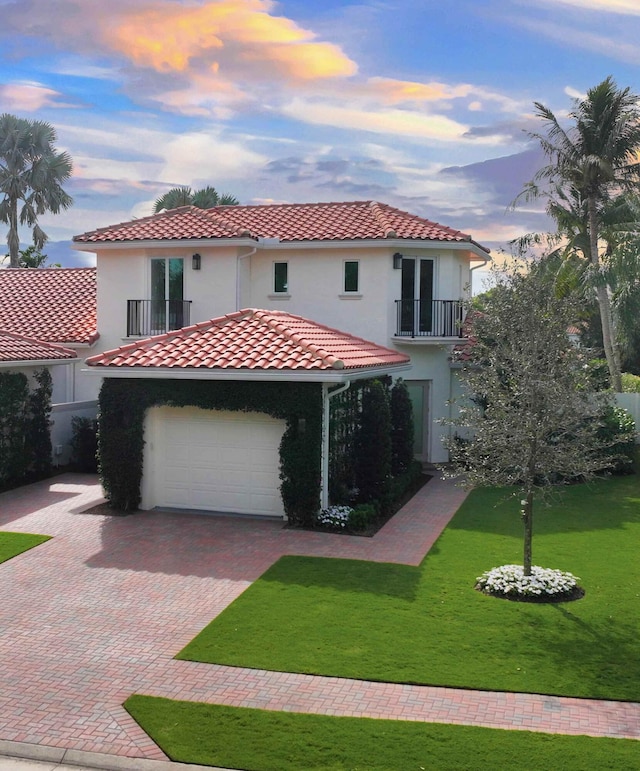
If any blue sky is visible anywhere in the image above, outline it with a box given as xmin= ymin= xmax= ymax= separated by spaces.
xmin=1 ymin=0 xmax=640 ymax=273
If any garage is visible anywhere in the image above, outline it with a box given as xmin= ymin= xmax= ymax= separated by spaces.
xmin=142 ymin=405 xmax=286 ymax=517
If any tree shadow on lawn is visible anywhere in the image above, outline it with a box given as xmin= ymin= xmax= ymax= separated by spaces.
xmin=259 ymin=555 xmax=422 ymax=602
xmin=539 ymin=603 xmax=640 ymax=702
xmin=445 ymin=477 xmax=640 ymax=537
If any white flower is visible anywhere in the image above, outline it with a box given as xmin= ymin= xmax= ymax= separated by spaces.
xmin=476 ymin=564 xmax=580 ymax=597
xmin=316 ymin=504 xmax=354 ymax=529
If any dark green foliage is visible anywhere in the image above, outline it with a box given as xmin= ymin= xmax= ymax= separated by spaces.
xmin=26 ymin=368 xmax=52 ymax=481
xmin=355 ymin=380 xmax=392 ymax=508
xmin=98 ymin=378 xmax=323 ymax=523
xmin=348 ymin=503 xmax=377 ymax=531
xmin=597 ymin=405 xmax=636 ymax=474
xmin=390 ymin=378 xmax=414 ymax=475
xmin=70 ymin=416 xmax=98 ymax=472
xmin=0 ymin=368 xmax=52 ymax=490
xmin=586 ymin=358 xmax=611 ymax=391
xmin=328 ymin=383 xmax=360 ymax=502
xmin=621 ymin=372 xmax=640 ymax=393
xmin=0 ymin=372 xmax=29 ymax=487
xmin=389 ymin=459 xmax=423 ymax=503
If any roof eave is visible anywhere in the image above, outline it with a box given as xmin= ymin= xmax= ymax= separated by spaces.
xmin=82 ymin=362 xmax=411 ymax=382
xmin=0 ymin=357 xmax=77 ymax=368
xmin=72 ymin=236 xmax=490 ymax=257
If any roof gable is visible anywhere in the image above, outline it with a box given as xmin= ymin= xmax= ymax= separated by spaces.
xmin=73 ymin=200 xmax=489 ymax=253
xmin=0 ymin=268 xmax=98 ymax=345
xmin=86 ymin=309 xmax=410 ymax=372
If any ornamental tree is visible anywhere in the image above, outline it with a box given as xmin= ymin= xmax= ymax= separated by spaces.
xmin=443 ymin=260 xmax=625 ymax=577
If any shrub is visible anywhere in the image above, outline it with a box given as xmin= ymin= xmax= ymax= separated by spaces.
xmin=70 ymin=416 xmax=98 ymax=472
xmin=389 ymin=460 xmax=423 ymax=502
xmin=586 ymin=358 xmax=610 ymax=391
xmin=391 ymin=379 xmax=414 ymax=476
xmin=348 ymin=503 xmax=377 ymax=531
xmin=355 ymin=380 xmax=392 ymax=509
xmin=621 ymin=372 xmax=640 ymax=393
xmin=596 ymin=405 xmax=636 ymax=474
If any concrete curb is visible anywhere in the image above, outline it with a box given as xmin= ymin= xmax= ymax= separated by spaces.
xmin=0 ymin=741 xmax=234 ymax=771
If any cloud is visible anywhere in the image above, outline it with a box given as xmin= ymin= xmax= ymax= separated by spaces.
xmin=0 ymin=82 xmax=77 ymax=111
xmin=544 ymin=0 xmax=640 ymax=14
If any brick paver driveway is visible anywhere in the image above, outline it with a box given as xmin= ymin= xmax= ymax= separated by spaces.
xmin=0 ymin=474 xmax=637 ymax=762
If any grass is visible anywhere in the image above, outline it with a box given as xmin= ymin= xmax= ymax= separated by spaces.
xmin=0 ymin=531 xmax=50 ymax=563
xmin=124 ymin=696 xmax=640 ymax=771
xmin=178 ymin=476 xmax=640 ymax=701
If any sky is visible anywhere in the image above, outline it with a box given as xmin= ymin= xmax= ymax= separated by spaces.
xmin=2 ymin=0 xmax=640 ymax=281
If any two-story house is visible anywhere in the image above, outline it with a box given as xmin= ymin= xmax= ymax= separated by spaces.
xmin=73 ymin=200 xmax=489 ymax=517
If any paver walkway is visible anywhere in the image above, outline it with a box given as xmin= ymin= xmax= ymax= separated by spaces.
xmin=0 ymin=474 xmax=637 ymax=764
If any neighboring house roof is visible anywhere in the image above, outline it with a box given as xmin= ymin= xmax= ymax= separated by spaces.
xmin=73 ymin=200 xmax=490 ymax=253
xmin=0 ymin=330 xmax=77 ymax=363
xmin=0 ymin=268 xmax=98 ymax=345
xmin=86 ymin=308 xmax=410 ymax=372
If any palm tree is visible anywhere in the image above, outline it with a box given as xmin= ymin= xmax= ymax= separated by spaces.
xmin=0 ymin=114 xmax=73 ymax=268
xmin=520 ymin=77 xmax=640 ymax=391
xmin=153 ymin=185 xmax=239 ymax=214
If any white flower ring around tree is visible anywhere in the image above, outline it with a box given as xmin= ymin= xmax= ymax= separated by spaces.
xmin=476 ymin=564 xmax=585 ymax=603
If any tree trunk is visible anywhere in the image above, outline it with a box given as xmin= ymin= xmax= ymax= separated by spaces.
xmin=8 ymin=198 xmax=20 ymax=269
xmin=588 ymin=195 xmax=622 ymax=391
xmin=522 ymin=490 xmax=534 ymax=576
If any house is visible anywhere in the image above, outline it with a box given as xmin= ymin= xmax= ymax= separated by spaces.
xmin=73 ymin=200 xmax=490 ymax=517
xmin=0 ymin=267 xmax=99 ymax=463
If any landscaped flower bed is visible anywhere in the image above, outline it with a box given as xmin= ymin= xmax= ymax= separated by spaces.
xmin=476 ymin=564 xmax=585 ymax=603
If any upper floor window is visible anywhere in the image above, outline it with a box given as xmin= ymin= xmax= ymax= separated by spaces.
xmin=343 ymin=260 xmax=359 ymax=293
xmin=274 ymin=262 xmax=288 ymax=293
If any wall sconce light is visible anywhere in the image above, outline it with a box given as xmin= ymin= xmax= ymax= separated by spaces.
xmin=192 ymin=253 xmax=201 ymax=270
xmin=393 ymin=252 xmax=403 ymax=269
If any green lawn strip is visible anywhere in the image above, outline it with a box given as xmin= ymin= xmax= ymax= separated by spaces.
xmin=124 ymin=695 xmax=640 ymax=771
xmin=178 ymin=476 xmax=640 ymax=701
xmin=0 ymin=532 xmax=51 ymax=563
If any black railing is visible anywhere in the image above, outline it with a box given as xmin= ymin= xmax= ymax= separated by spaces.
xmin=395 ymin=299 xmax=465 ymax=338
xmin=127 ymin=300 xmax=192 ymax=337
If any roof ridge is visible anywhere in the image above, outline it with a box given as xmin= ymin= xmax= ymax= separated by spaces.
xmin=200 ymin=209 xmax=254 ymax=237
xmin=0 ymin=329 xmax=78 ymax=356
xmin=368 ymin=201 xmax=397 ymax=238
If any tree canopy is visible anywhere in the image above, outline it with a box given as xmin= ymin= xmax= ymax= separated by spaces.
xmin=0 ymin=114 xmax=73 ymax=268
xmin=444 ymin=261 xmax=620 ymax=575
xmin=153 ymin=185 xmax=239 ymax=213
xmin=517 ymin=77 xmax=640 ymax=392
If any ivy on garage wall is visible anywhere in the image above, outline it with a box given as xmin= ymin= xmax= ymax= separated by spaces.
xmin=98 ymin=378 xmax=323 ymax=524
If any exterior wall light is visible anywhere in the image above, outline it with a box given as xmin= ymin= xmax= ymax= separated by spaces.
xmin=393 ymin=252 xmax=403 ymax=269
xmin=192 ymin=253 xmax=202 ymax=270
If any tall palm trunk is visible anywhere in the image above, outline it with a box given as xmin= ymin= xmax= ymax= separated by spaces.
xmin=7 ymin=197 xmax=19 ymax=268
xmin=588 ymin=196 xmax=622 ymax=392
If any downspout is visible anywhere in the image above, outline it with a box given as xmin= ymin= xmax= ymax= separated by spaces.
xmin=321 ymin=380 xmax=351 ymax=510
xmin=236 ymin=245 xmax=257 ymax=311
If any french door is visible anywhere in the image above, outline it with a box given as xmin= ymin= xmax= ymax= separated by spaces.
xmin=151 ymin=258 xmax=184 ymax=333
xmin=400 ymin=257 xmax=434 ymax=335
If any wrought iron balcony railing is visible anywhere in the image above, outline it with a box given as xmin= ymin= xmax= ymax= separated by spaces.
xmin=126 ymin=299 xmax=192 ymax=337
xmin=395 ymin=299 xmax=465 ymax=338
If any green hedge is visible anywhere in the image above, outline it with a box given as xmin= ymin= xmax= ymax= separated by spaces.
xmin=98 ymin=378 xmax=323 ymax=524
xmin=0 ymin=368 xmax=52 ymax=490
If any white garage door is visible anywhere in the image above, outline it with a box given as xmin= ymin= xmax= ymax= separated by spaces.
xmin=146 ymin=406 xmax=286 ymax=517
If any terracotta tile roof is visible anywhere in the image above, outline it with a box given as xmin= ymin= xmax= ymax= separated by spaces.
xmin=86 ymin=309 xmax=410 ymax=371
xmin=73 ymin=201 xmax=489 ymax=253
xmin=0 ymin=268 xmax=98 ymax=345
xmin=0 ymin=330 xmax=77 ymax=363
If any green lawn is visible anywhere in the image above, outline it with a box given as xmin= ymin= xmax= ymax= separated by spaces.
xmin=0 ymin=531 xmax=50 ymax=563
xmin=124 ymin=696 xmax=640 ymax=771
xmin=178 ymin=476 xmax=640 ymax=701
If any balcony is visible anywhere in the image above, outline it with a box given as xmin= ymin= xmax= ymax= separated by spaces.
xmin=126 ymin=300 xmax=192 ymax=337
xmin=395 ymin=299 xmax=465 ymax=339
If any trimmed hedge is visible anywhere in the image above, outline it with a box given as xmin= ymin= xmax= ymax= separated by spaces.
xmin=0 ymin=368 xmax=52 ymax=490
xmin=98 ymin=378 xmax=323 ymax=524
